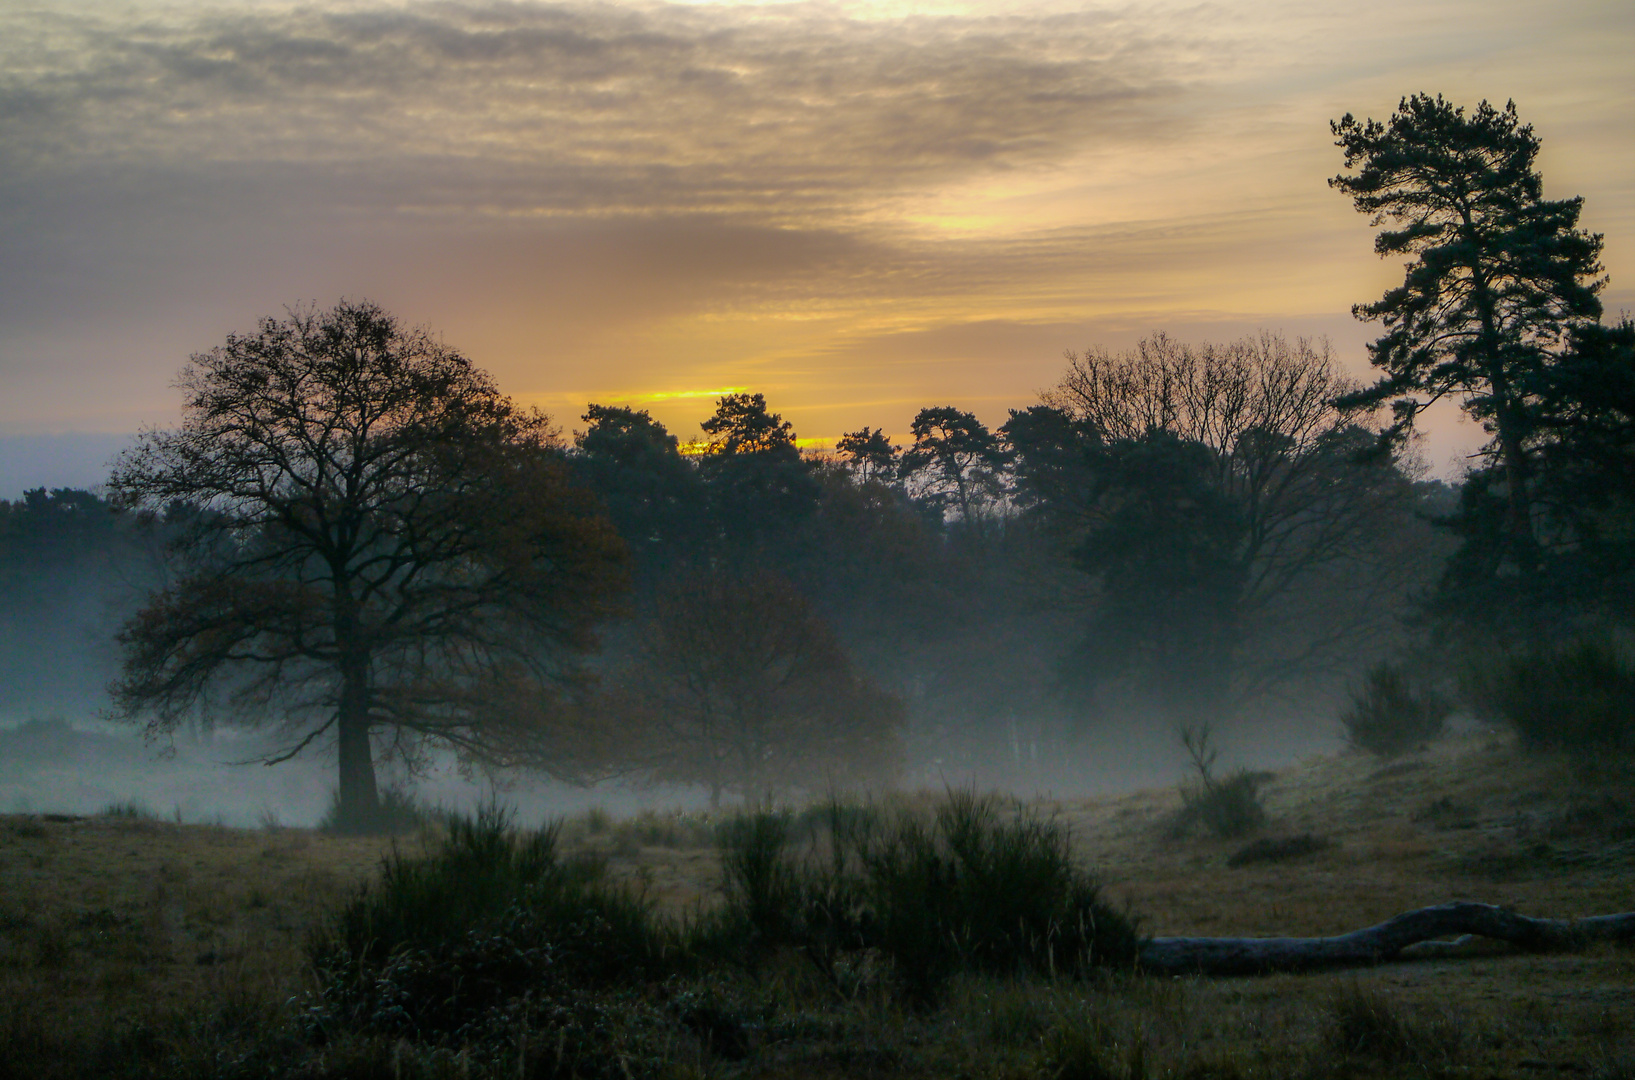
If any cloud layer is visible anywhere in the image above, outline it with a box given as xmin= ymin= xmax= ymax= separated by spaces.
xmin=1 ymin=0 xmax=1629 ymax=474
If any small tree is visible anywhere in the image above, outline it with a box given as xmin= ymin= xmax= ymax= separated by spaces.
xmin=610 ymin=569 xmax=903 ymax=805
xmin=1339 ymin=662 xmax=1452 ymax=757
xmin=110 ymin=301 xmax=628 ymax=831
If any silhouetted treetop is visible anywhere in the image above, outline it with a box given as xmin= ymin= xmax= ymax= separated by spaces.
xmin=110 ymin=300 xmax=628 ymax=832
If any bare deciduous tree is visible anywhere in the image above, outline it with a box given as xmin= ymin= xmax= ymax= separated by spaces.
xmin=110 ymin=301 xmax=628 ymax=831
xmin=604 ymin=568 xmax=904 ymax=804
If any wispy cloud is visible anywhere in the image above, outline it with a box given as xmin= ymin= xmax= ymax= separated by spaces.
xmin=0 ymin=1 xmax=1203 ymax=221
xmin=0 ymin=0 xmax=1628 ymax=473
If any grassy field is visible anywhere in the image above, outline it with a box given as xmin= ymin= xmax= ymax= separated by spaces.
xmin=1 ymin=733 xmax=1631 ymax=1078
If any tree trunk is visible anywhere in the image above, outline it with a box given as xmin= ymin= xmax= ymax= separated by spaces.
xmin=334 ymin=658 xmax=380 ymax=833
xmin=1138 ymin=902 xmax=1635 ymax=976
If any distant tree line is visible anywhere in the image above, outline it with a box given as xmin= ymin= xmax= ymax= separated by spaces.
xmin=1 ymin=92 xmax=1628 ymax=829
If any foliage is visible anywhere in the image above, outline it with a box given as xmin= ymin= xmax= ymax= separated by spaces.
xmin=1226 ymin=833 xmax=1332 ymax=868
xmin=836 ymin=426 xmax=900 ymax=484
xmin=1332 ymin=94 xmax=1604 ymax=586
xmin=696 ymin=392 xmax=820 ymax=553
xmin=1009 ymin=331 xmax=1428 ymax=727
xmin=1340 ymin=661 xmax=1453 ymax=757
xmin=0 ymin=488 xmax=162 ymax=715
xmin=1169 ymin=725 xmax=1266 ymax=840
xmin=1462 ymin=637 xmax=1635 ymax=754
xmin=899 ymin=406 xmax=1009 ymax=523
xmin=601 ymin=567 xmax=905 ymax=804
xmin=306 ymin=805 xmax=680 ymax=1064
xmin=572 ymin=404 xmax=708 ymax=582
xmin=712 ymin=792 xmax=1142 ymax=1003
xmin=108 ymin=301 xmax=629 ymax=831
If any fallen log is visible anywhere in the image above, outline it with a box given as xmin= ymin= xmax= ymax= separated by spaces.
xmin=1137 ymin=902 xmax=1635 ymax=976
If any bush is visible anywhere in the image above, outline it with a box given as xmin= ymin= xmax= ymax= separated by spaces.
xmin=1463 ymin=637 xmax=1635 ymax=754
xmin=306 ymin=804 xmax=681 ymax=1059
xmin=1168 ymin=726 xmax=1266 ymax=840
xmin=1340 ymin=661 xmax=1452 ymax=757
xmin=714 ymin=792 xmax=1141 ymax=1003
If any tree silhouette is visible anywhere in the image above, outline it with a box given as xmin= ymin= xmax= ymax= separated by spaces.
xmin=110 ymin=301 xmax=628 ymax=832
xmin=606 ymin=568 xmax=904 ymax=805
xmin=1331 ymin=95 xmax=1604 ymax=575
xmin=572 ymin=404 xmax=706 ymax=581
xmin=900 ymin=407 xmax=1008 ymax=523
xmin=1009 ymin=332 xmax=1427 ymax=723
xmin=697 ymin=393 xmax=818 ymax=551
xmin=837 ymin=426 xmax=900 ymax=484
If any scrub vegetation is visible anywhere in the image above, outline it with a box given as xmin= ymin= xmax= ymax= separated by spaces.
xmin=1 ymin=738 xmax=1632 ymax=1078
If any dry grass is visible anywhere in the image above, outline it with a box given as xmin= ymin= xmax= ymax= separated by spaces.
xmin=1 ymin=733 xmax=1631 ymax=1077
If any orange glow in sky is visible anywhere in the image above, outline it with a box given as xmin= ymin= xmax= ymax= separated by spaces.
xmin=0 ymin=0 xmax=1630 ymax=482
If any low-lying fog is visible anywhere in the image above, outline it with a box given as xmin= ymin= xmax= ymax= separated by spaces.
xmin=0 ymin=705 xmax=1343 ymax=829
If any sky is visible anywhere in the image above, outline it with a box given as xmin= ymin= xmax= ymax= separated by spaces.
xmin=2 ymin=0 xmax=1631 ymax=495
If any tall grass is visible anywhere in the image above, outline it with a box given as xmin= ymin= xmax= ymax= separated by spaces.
xmin=714 ymin=791 xmax=1142 ymax=1003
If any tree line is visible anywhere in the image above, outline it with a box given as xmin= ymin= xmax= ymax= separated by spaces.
xmin=0 ymin=93 xmax=1628 ymax=831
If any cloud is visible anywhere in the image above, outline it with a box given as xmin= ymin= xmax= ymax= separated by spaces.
xmin=0 ymin=0 xmax=1627 ymax=482
xmin=0 ymin=1 xmax=1200 ymax=221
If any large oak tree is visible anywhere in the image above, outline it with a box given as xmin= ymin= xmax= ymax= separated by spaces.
xmin=110 ymin=301 xmax=627 ymax=831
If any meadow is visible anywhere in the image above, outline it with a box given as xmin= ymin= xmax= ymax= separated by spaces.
xmin=1 ymin=734 xmax=1631 ymax=1079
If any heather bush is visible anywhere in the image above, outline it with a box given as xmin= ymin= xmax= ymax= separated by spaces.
xmin=1340 ymin=661 xmax=1452 ymax=757
xmin=713 ymin=792 xmax=1141 ymax=1003
xmin=1463 ymin=637 xmax=1635 ymax=754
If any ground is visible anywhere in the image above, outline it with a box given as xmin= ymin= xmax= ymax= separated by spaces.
xmin=1 ymin=733 xmax=1631 ymax=1076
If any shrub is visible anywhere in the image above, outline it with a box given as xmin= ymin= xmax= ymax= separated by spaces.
xmin=97 ymin=800 xmax=156 ymax=821
xmin=1463 ymin=637 xmax=1635 ymax=754
xmin=1168 ymin=726 xmax=1266 ymax=840
xmin=714 ymin=792 xmax=1141 ymax=1003
xmin=306 ymin=803 xmax=681 ymax=1055
xmin=1340 ymin=661 xmax=1452 ymax=757
xmin=1225 ymin=833 xmax=1332 ymax=868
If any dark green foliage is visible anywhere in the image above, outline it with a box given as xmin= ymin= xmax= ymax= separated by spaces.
xmin=1065 ymin=431 xmax=1245 ymax=726
xmin=306 ymin=805 xmax=681 ymax=1064
xmin=1340 ymin=661 xmax=1453 ymax=757
xmin=1176 ymin=772 xmax=1266 ymax=841
xmin=900 ymin=406 xmax=1009 ymax=523
xmin=697 ymin=392 xmax=820 ymax=553
xmin=571 ymin=404 xmax=708 ymax=581
xmin=713 ymin=793 xmax=1142 ymax=1004
xmin=1463 ymin=638 xmax=1635 ymax=754
xmin=1332 ymin=94 xmax=1605 ymax=602
xmin=836 ymin=426 xmax=900 ymax=484
xmin=1226 ymin=833 xmax=1332 ymax=868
